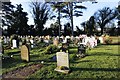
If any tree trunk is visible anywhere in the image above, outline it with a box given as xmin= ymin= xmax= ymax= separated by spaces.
xmin=70 ymin=2 xmax=74 ymax=36
xmin=101 ymin=27 xmax=104 ymax=35
xmin=58 ymin=8 xmax=61 ymax=37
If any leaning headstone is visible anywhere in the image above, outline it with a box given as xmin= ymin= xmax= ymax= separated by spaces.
xmin=21 ymin=45 xmax=30 ymax=62
xmin=54 ymin=52 xmax=70 ymax=73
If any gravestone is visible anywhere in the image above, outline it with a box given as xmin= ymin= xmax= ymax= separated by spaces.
xmin=99 ymin=36 xmax=104 ymax=43
xmin=54 ymin=52 xmax=70 ymax=73
xmin=12 ymin=39 xmax=17 ymax=49
xmin=77 ymin=43 xmax=86 ymax=58
xmin=53 ymin=38 xmax=59 ymax=46
xmin=78 ymin=43 xmax=86 ymax=54
xmin=60 ymin=43 xmax=69 ymax=52
xmin=21 ymin=45 xmax=30 ymax=62
xmin=30 ymin=39 xmax=34 ymax=48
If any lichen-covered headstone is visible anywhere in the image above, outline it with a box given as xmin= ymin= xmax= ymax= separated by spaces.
xmin=21 ymin=45 xmax=30 ymax=62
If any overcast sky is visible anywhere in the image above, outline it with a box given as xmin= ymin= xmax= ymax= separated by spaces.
xmin=10 ymin=0 xmax=119 ymax=30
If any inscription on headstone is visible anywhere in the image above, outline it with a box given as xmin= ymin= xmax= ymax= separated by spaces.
xmin=55 ymin=52 xmax=70 ymax=73
xmin=21 ymin=45 xmax=30 ymax=62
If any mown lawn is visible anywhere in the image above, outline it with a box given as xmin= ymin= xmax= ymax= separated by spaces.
xmin=2 ymin=44 xmax=119 ymax=79
xmin=27 ymin=45 xmax=119 ymax=79
xmin=2 ymin=36 xmax=120 ymax=79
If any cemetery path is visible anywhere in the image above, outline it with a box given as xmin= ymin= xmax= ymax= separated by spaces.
xmin=2 ymin=64 xmax=43 ymax=79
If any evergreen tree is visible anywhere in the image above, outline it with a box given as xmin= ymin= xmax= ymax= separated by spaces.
xmin=30 ymin=1 xmax=51 ymax=36
xmin=13 ymin=4 xmax=29 ymax=35
xmin=2 ymin=2 xmax=15 ymax=36
xmin=2 ymin=3 xmax=29 ymax=36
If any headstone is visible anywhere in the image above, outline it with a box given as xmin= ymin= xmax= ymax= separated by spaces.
xmin=30 ymin=39 xmax=34 ymax=48
xmin=12 ymin=39 xmax=17 ymax=49
xmin=77 ymin=43 xmax=86 ymax=58
xmin=63 ymin=37 xmax=67 ymax=43
xmin=6 ymin=36 xmax=10 ymax=44
xmin=99 ymin=36 xmax=104 ymax=43
xmin=78 ymin=43 xmax=86 ymax=54
xmin=54 ymin=52 xmax=70 ymax=73
xmin=61 ymin=43 xmax=68 ymax=52
xmin=53 ymin=38 xmax=59 ymax=46
xmin=21 ymin=45 xmax=30 ymax=62
xmin=89 ymin=36 xmax=95 ymax=48
xmin=3 ymin=36 xmax=7 ymax=44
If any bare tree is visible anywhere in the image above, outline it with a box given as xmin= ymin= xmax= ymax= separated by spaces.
xmin=94 ymin=7 xmax=118 ymax=35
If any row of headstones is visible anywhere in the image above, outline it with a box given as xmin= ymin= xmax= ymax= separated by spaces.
xmin=1 ymin=36 xmax=39 ymax=49
xmin=20 ymin=44 xmax=70 ymax=74
xmin=54 ymin=34 xmax=107 ymax=48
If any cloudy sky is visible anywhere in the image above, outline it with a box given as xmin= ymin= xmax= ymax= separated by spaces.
xmin=10 ymin=0 xmax=119 ymax=30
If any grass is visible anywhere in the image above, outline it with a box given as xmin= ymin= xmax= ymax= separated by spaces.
xmin=110 ymin=36 xmax=120 ymax=44
xmin=2 ymin=36 xmax=120 ymax=79
xmin=27 ymin=45 xmax=119 ymax=79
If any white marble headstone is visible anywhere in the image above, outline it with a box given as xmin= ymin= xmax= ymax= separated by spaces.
xmin=12 ymin=39 xmax=17 ymax=48
xmin=30 ymin=39 xmax=34 ymax=48
xmin=99 ymin=37 xmax=103 ymax=43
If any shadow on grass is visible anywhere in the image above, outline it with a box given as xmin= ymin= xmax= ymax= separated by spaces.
xmin=87 ymin=52 xmax=120 ymax=56
xmin=6 ymin=51 xmax=20 ymax=56
xmin=2 ymin=56 xmax=23 ymax=69
xmin=71 ymin=60 xmax=93 ymax=64
xmin=71 ymin=67 xmax=120 ymax=72
xmin=30 ymin=54 xmax=53 ymax=63
xmin=101 ymin=43 xmax=120 ymax=45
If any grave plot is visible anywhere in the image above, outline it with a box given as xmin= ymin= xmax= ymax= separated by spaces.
xmin=2 ymin=64 xmax=43 ymax=78
xmin=55 ymin=52 xmax=70 ymax=74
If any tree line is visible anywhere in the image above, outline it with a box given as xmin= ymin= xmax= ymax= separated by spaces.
xmin=1 ymin=1 xmax=120 ymax=36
